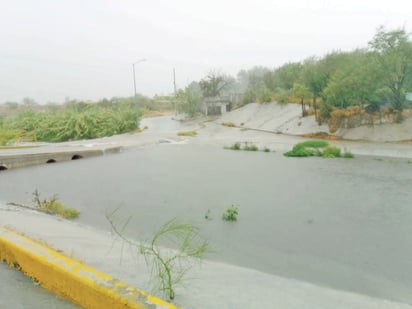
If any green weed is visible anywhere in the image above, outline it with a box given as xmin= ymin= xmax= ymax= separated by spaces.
xmin=106 ymin=212 xmax=210 ymax=301
xmin=296 ymin=140 xmax=329 ymax=148
xmin=284 ymin=144 xmax=317 ymax=157
xmin=225 ymin=142 xmax=241 ymax=150
xmin=243 ymin=144 xmax=259 ymax=151
xmin=322 ymin=146 xmax=341 ymax=158
xmin=204 ymin=209 xmax=212 ymax=220
xmin=284 ymin=140 xmax=351 ymax=159
xmin=32 ymin=190 xmax=79 ymax=219
xmin=222 ymin=205 xmax=239 ymax=221
xmin=343 ymin=151 xmax=354 ymax=158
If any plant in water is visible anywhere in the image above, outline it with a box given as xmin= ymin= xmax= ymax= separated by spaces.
xmin=296 ymin=140 xmax=329 ymax=148
xmin=107 ymin=212 xmax=210 ymax=301
xmin=284 ymin=140 xmax=352 ymax=159
xmin=32 ymin=190 xmax=79 ymax=219
xmin=263 ymin=147 xmax=271 ymax=152
xmin=243 ymin=143 xmax=259 ymax=151
xmin=322 ymin=146 xmax=341 ymax=158
xmin=225 ymin=142 xmax=241 ymax=150
xmin=222 ymin=205 xmax=239 ymax=221
xmin=204 ymin=209 xmax=212 ymax=220
xmin=343 ymin=150 xmax=354 ymax=158
xmin=284 ymin=144 xmax=317 ymax=157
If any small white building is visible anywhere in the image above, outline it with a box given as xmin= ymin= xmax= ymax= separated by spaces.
xmin=201 ymin=97 xmax=231 ymax=116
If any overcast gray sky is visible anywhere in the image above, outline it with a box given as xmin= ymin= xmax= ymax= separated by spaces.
xmin=1 ymin=0 xmax=411 ymax=103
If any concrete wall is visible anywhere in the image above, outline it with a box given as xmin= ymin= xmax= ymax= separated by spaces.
xmin=0 ymin=147 xmax=121 ymax=171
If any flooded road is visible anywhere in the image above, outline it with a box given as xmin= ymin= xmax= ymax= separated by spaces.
xmin=1 ymin=143 xmax=412 ymax=304
xmin=0 ymin=263 xmax=80 ymax=308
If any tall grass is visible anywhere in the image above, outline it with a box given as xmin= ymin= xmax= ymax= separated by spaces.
xmin=32 ymin=190 xmax=79 ymax=219
xmin=2 ymin=103 xmax=138 ymax=143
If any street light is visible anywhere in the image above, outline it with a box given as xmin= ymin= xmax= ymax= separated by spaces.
xmin=132 ymin=58 xmax=147 ymax=127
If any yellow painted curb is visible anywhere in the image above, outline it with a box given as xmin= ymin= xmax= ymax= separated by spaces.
xmin=0 ymin=227 xmax=178 ymax=309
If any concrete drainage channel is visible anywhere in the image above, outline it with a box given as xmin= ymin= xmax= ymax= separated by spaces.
xmin=0 ymin=145 xmax=179 ymax=308
xmin=0 ymin=146 xmax=122 ymax=171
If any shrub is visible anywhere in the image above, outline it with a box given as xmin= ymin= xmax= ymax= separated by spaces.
xmin=222 ymin=205 xmax=239 ymax=221
xmin=243 ymin=144 xmax=258 ymax=151
xmin=0 ymin=129 xmax=18 ymax=146
xmin=32 ymin=190 xmax=79 ymax=219
xmin=343 ymin=150 xmax=354 ymax=158
xmin=240 ymin=89 xmax=256 ymax=106
xmin=296 ymin=140 xmax=329 ymax=148
xmin=284 ymin=140 xmax=348 ymax=159
xmin=258 ymin=88 xmax=273 ymax=103
xmin=4 ymin=103 xmax=138 ymax=142
xmin=284 ymin=144 xmax=316 ymax=157
xmin=225 ymin=142 xmax=241 ymax=150
xmin=106 ymin=213 xmax=209 ymax=301
xmin=322 ymin=146 xmax=341 ymax=158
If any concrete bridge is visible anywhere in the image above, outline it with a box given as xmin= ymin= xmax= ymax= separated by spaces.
xmin=0 ymin=146 xmax=122 ymax=171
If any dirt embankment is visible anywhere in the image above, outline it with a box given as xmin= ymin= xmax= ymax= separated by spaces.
xmin=217 ymin=103 xmax=412 ymax=143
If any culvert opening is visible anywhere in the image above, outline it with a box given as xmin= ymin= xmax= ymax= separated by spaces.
xmin=0 ymin=165 xmax=8 ymax=171
xmin=46 ymin=159 xmax=57 ymax=164
xmin=71 ymin=154 xmax=83 ymax=160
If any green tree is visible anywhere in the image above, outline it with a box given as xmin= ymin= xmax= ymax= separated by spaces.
xmin=176 ymin=82 xmax=203 ymax=117
xmin=323 ymin=50 xmax=383 ymax=110
xmin=292 ymin=83 xmax=311 ymax=116
xmin=259 ymin=87 xmax=273 ymax=103
xmin=237 ymin=66 xmax=269 ymax=91
xmin=302 ymin=57 xmax=329 ymax=119
xmin=240 ymin=88 xmax=257 ymax=106
xmin=237 ymin=67 xmax=271 ymax=104
xmin=271 ymin=62 xmax=303 ymax=91
xmin=199 ymin=72 xmax=234 ymax=97
xmin=368 ymin=26 xmax=412 ymax=110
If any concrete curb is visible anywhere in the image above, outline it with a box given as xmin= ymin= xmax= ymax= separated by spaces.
xmin=0 ymin=226 xmax=177 ymax=309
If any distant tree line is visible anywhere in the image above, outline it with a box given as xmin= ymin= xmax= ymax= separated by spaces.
xmin=2 ymin=26 xmax=411 ymax=123
xmin=176 ymin=26 xmax=412 ymax=119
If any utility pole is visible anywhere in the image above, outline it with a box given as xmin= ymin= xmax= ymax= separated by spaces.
xmin=173 ymin=68 xmax=177 ymax=96
xmin=173 ymin=68 xmax=177 ymax=115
